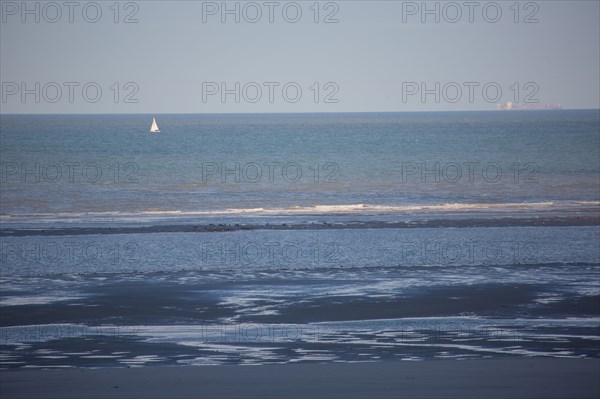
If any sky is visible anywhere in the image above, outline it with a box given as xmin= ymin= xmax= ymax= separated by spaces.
xmin=0 ymin=0 xmax=599 ymax=113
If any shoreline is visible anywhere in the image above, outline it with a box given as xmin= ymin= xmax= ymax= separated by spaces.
xmin=1 ymin=215 xmax=598 ymax=237
xmin=2 ymin=358 xmax=599 ymax=399
xmin=2 ymin=273 xmax=598 ymax=367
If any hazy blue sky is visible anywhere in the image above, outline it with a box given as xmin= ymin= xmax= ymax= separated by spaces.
xmin=1 ymin=0 xmax=599 ymax=113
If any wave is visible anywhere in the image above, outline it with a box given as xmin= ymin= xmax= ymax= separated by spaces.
xmin=1 ymin=201 xmax=598 ymax=225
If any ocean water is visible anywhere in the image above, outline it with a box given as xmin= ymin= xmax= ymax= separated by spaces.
xmin=1 ymin=110 xmax=598 ymax=223
xmin=0 ymin=111 xmax=599 ymax=368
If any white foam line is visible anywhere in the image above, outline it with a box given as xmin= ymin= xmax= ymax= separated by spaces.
xmin=2 ymin=201 xmax=597 ymax=223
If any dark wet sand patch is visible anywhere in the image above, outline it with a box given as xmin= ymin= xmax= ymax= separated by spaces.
xmin=2 ymin=279 xmax=591 ymax=328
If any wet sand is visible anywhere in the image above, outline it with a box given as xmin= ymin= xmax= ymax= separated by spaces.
xmin=1 ymin=358 xmax=599 ymax=399
xmin=3 ymin=278 xmax=597 ymax=327
xmin=2 ymin=272 xmax=598 ymax=368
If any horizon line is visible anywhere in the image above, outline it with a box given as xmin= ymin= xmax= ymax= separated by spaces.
xmin=1 ymin=108 xmax=598 ymax=116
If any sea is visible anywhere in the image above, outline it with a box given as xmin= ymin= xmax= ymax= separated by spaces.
xmin=0 ymin=110 xmax=599 ymax=368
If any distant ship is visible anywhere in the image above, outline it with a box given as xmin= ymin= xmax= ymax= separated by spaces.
xmin=150 ymin=117 xmax=160 ymax=133
xmin=497 ymin=101 xmax=562 ymax=110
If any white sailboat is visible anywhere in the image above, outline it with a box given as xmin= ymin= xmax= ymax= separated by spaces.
xmin=150 ymin=117 xmax=160 ymax=133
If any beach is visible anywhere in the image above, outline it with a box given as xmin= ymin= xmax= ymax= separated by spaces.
xmin=1 ymin=112 xmax=599 ymax=397
xmin=2 ymin=0 xmax=600 ymax=396
xmin=2 ymin=239 xmax=598 ymax=367
xmin=2 ymin=359 xmax=599 ymax=399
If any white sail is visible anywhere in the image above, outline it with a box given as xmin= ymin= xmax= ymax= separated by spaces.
xmin=150 ymin=117 xmax=160 ymax=133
